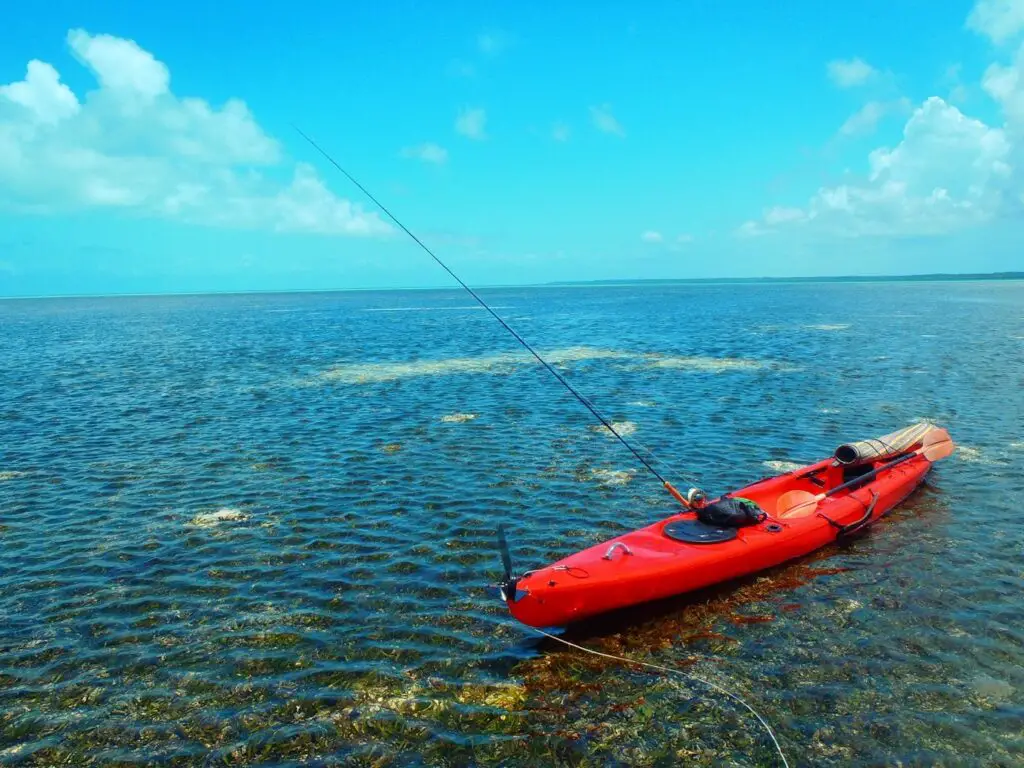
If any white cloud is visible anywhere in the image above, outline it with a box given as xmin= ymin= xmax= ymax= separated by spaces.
xmin=982 ymin=42 xmax=1024 ymax=128
xmin=741 ymin=2 xmax=1024 ymax=242
xmin=0 ymin=28 xmax=389 ymax=236
xmin=590 ymin=104 xmax=625 ymax=136
xmin=764 ymin=206 xmax=808 ymax=225
xmin=736 ymin=220 xmax=771 ymax=238
xmin=839 ymin=101 xmax=881 ymax=136
xmin=840 ymin=102 xmax=887 ymax=136
xmin=640 ymin=230 xmax=663 ymax=242
xmin=455 ymin=107 xmax=486 ymax=140
xmin=743 ymin=97 xmax=1014 ymax=238
xmin=400 ymin=143 xmax=448 ymax=164
xmin=676 ymin=233 xmax=694 ymax=243
xmin=967 ymin=0 xmax=1024 ymax=44
xmin=827 ymin=58 xmax=878 ymax=88
xmin=0 ymin=60 xmax=79 ymax=125
xmin=68 ymin=29 xmax=169 ymax=100
xmin=944 ymin=64 xmax=970 ymax=104
xmin=838 ymin=99 xmax=912 ymax=136
xmin=552 ymin=121 xmax=570 ymax=142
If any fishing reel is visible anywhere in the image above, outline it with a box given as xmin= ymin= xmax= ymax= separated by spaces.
xmin=685 ymin=487 xmax=708 ymax=508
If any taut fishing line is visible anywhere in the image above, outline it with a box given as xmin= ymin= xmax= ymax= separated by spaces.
xmin=294 ymin=126 xmax=789 ymax=767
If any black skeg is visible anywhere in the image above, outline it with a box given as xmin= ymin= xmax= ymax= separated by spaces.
xmin=294 ymin=125 xmax=674 ymax=489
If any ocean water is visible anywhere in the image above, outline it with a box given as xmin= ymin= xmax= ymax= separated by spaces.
xmin=0 ymin=280 xmax=1021 ymax=766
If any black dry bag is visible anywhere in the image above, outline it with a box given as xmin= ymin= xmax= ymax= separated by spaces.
xmin=696 ymin=497 xmax=766 ymax=528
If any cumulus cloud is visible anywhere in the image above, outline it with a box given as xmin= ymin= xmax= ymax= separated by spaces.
xmin=0 ymin=29 xmax=390 ymax=236
xmin=455 ymin=107 xmax=486 ymax=140
xmin=967 ymin=0 xmax=1024 ymax=44
xmin=590 ymin=104 xmax=625 ymax=136
xmin=401 ymin=143 xmax=448 ymax=164
xmin=68 ymin=29 xmax=169 ymax=100
xmin=640 ymin=230 xmax=663 ymax=242
xmin=827 ymin=57 xmax=878 ymax=88
xmin=735 ymin=220 xmax=772 ymax=238
xmin=742 ymin=1 xmax=1024 ymax=240
xmin=839 ymin=102 xmax=887 ymax=136
xmin=743 ymin=98 xmax=1013 ymax=237
xmin=0 ymin=61 xmax=79 ymax=125
xmin=551 ymin=121 xmax=570 ymax=142
xmin=839 ymin=99 xmax=912 ymax=136
xmin=983 ymin=42 xmax=1024 ymax=127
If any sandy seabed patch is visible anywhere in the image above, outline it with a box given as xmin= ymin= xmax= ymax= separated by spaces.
xmin=590 ymin=421 xmax=638 ymax=438
xmin=763 ymin=460 xmax=805 ymax=473
xmin=441 ymin=413 xmax=477 ymax=423
xmin=309 ymin=346 xmax=791 ymax=386
xmin=187 ymin=508 xmax=250 ymax=527
xmin=955 ymin=446 xmax=987 ymax=463
xmin=645 ymin=355 xmax=766 ymax=372
xmin=313 ymin=346 xmax=629 ymax=384
xmin=590 ymin=468 xmax=636 ymax=486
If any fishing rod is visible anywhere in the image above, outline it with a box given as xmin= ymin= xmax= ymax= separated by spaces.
xmin=293 ymin=125 xmax=700 ymax=509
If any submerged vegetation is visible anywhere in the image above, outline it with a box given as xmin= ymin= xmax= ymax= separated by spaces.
xmin=2 ymin=283 xmax=1021 ymax=764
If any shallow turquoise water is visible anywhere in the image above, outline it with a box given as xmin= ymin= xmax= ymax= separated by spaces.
xmin=0 ymin=281 xmax=1021 ymax=766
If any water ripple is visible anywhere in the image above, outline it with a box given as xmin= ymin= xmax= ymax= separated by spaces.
xmin=1 ymin=282 xmax=1022 ymax=765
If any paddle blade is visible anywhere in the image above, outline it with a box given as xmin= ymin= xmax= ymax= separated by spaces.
xmin=776 ymin=490 xmax=823 ymax=519
xmin=497 ymin=524 xmax=513 ymax=580
xmin=922 ymin=432 xmax=955 ymax=462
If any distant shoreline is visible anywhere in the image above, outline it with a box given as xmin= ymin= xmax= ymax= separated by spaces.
xmin=1 ymin=271 xmax=1022 ymax=300
xmin=541 ymin=272 xmax=1024 ymax=287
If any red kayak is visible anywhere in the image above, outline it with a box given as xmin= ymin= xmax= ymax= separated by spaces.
xmin=499 ymin=423 xmax=955 ymax=628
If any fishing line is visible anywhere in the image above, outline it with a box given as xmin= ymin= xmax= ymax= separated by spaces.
xmin=530 ymin=627 xmax=790 ymax=768
xmin=295 ymin=128 xmax=789 ymax=763
xmin=294 ymin=125 xmax=695 ymax=502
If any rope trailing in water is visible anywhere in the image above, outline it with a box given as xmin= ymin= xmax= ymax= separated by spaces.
xmin=293 ymin=125 xmax=691 ymax=498
xmin=531 ymin=628 xmax=790 ymax=768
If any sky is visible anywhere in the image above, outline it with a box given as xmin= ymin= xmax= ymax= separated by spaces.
xmin=0 ymin=0 xmax=1023 ymax=297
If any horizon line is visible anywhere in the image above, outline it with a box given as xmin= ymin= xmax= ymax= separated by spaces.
xmin=1 ymin=270 xmax=1022 ymax=301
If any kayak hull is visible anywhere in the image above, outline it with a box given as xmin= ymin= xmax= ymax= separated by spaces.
xmin=504 ymin=431 xmax=948 ymax=629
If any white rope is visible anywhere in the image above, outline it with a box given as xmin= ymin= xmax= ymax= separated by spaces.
xmin=529 ymin=627 xmax=790 ymax=768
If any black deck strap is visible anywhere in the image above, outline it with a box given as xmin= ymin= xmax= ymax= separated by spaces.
xmin=798 ymin=466 xmax=828 ymax=487
xmin=819 ymin=491 xmax=880 ymax=536
xmin=663 ymin=519 xmax=739 ymax=544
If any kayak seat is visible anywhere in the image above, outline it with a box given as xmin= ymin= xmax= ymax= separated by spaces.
xmin=842 ymin=463 xmax=876 ymax=483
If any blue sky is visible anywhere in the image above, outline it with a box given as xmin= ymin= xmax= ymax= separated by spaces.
xmin=1 ymin=0 xmax=1022 ymax=296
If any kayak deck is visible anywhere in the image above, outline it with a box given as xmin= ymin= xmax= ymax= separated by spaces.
xmin=503 ymin=427 xmax=951 ymax=629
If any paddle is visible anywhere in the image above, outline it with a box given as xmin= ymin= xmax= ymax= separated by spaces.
xmin=776 ymin=427 xmax=955 ymax=520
